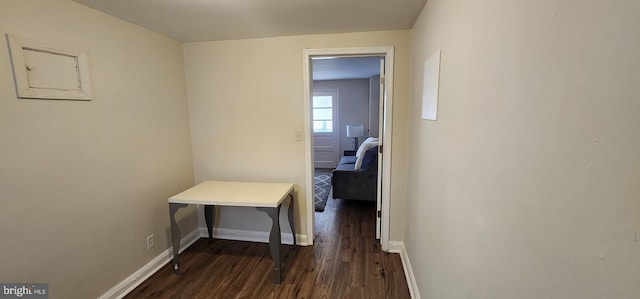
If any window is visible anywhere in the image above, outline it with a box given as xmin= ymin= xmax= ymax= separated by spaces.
xmin=313 ymin=95 xmax=334 ymax=133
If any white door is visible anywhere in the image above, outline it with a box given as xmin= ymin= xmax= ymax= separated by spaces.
xmin=313 ymin=90 xmax=339 ymax=169
xmin=376 ymin=58 xmax=385 ymax=239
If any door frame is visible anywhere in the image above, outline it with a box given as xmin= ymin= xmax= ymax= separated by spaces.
xmin=302 ymin=46 xmax=394 ymax=251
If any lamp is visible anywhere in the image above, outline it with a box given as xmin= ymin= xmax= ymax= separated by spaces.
xmin=346 ymin=124 xmax=365 ymax=150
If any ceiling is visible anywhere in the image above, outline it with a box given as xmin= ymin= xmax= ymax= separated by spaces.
xmin=73 ymin=0 xmax=427 ymax=42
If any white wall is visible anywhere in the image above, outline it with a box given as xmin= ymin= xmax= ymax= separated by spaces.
xmin=314 ymin=79 xmax=370 ymax=155
xmin=0 ymin=1 xmax=196 ymax=298
xmin=183 ymin=31 xmax=411 ymax=244
xmin=407 ymin=0 xmax=640 ymax=298
xmin=369 ymin=75 xmax=381 ymax=138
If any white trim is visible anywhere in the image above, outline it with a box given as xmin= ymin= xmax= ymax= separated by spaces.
xmin=6 ymin=34 xmax=92 ymax=100
xmin=302 ymin=51 xmax=315 ymax=244
xmin=380 ymin=47 xmax=394 ymax=251
xmin=203 ymin=227 xmax=309 ymax=246
xmin=303 ymin=46 xmax=395 ymax=249
xmin=389 ymin=241 xmax=421 ymax=299
xmin=97 ymin=228 xmax=202 ymax=299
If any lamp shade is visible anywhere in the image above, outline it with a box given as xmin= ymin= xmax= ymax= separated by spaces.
xmin=346 ymin=124 xmax=365 ymax=137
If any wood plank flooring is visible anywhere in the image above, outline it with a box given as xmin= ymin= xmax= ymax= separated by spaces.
xmin=125 ymin=195 xmax=410 ymax=298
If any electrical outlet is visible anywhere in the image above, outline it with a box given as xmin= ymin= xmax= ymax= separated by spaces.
xmin=146 ymin=234 xmax=155 ymax=250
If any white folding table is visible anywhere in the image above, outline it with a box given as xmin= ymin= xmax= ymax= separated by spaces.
xmin=168 ymin=181 xmax=296 ymax=283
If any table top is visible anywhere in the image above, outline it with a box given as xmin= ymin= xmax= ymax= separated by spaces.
xmin=168 ymin=181 xmax=294 ymax=207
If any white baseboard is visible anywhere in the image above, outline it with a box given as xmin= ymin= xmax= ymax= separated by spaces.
xmin=389 ymin=241 xmax=420 ymax=299
xmin=200 ymin=227 xmax=309 ymax=246
xmin=97 ymin=229 xmax=201 ymax=299
xmin=99 ymin=227 xmax=308 ymax=299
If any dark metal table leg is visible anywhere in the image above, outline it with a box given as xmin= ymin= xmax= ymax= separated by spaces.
xmin=257 ymin=206 xmax=282 ymax=284
xmin=287 ymin=193 xmax=296 ymax=246
xmin=204 ymin=205 xmax=215 ymax=244
xmin=169 ymin=203 xmax=188 ymax=274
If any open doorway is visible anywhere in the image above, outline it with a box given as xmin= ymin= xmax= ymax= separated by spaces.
xmin=311 ymin=58 xmax=380 ymax=213
xmin=303 ymin=47 xmax=395 ymax=251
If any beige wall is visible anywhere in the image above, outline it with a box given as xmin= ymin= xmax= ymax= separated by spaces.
xmin=407 ymin=0 xmax=640 ymax=298
xmin=183 ymin=31 xmax=410 ymax=243
xmin=0 ymin=1 xmax=196 ymax=298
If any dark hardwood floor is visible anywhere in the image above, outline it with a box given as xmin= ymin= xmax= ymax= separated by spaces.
xmin=125 ymin=194 xmax=410 ymax=298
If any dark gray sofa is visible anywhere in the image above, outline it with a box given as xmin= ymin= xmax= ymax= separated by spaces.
xmin=331 ymin=146 xmax=378 ymax=202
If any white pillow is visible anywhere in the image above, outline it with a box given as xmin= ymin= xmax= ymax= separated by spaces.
xmin=354 ymin=140 xmax=379 ymax=170
xmin=356 ymin=137 xmax=378 ymax=158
